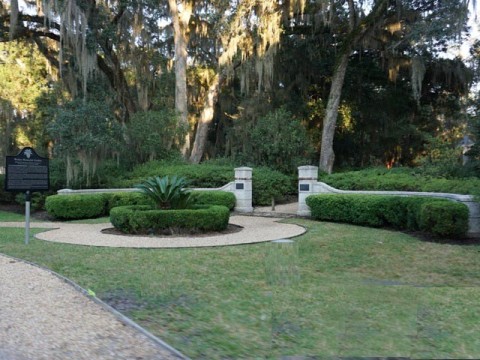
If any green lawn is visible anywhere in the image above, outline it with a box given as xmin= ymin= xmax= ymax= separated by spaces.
xmin=0 ymin=210 xmax=44 ymax=222
xmin=0 ymin=215 xmax=479 ymax=358
xmin=0 ymin=210 xmax=109 ymax=224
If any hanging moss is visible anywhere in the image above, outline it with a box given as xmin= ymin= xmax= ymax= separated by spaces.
xmin=411 ymin=56 xmax=426 ymax=104
xmin=43 ymin=0 xmax=96 ymax=97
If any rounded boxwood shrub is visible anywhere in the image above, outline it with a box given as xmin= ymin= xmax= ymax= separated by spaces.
xmin=104 ymin=192 xmax=154 ymax=212
xmin=306 ymin=194 xmax=469 ymax=238
xmin=418 ymin=201 xmax=469 ymax=238
xmin=190 ymin=191 xmax=236 ymax=210
xmin=45 ymin=194 xmax=106 ymax=220
xmin=110 ymin=204 xmax=230 ymax=234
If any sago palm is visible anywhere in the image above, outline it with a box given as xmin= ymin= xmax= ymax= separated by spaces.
xmin=135 ymin=175 xmax=191 ymax=209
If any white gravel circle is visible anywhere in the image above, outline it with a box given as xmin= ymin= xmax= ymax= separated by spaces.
xmin=0 ymin=215 xmax=306 ymax=248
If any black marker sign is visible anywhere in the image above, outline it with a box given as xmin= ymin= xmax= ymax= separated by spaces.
xmin=5 ymin=147 xmax=49 ymax=192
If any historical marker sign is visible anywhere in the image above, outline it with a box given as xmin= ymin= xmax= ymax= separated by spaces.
xmin=5 ymin=147 xmax=49 ymax=192
xmin=299 ymin=184 xmax=310 ymax=192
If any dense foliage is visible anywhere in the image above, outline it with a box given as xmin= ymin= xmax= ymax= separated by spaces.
xmin=48 ymin=99 xmax=123 ymax=187
xmin=306 ymin=194 xmax=469 ymax=238
xmin=128 ymin=110 xmax=186 ymax=162
xmin=249 ymin=107 xmax=313 ymax=173
xmin=1 ymin=0 xmax=477 ymax=178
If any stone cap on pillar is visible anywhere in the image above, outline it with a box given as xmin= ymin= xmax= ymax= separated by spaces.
xmin=298 ymin=165 xmax=318 ymax=180
xmin=235 ymin=167 xmax=253 ymax=179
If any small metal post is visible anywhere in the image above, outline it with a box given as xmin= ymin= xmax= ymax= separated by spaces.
xmin=266 ymin=239 xmax=298 ymax=286
xmin=25 ymin=191 xmax=31 ymax=245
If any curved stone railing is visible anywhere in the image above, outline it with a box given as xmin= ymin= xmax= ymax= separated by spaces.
xmin=57 ymin=167 xmax=254 ymax=213
xmin=298 ymin=165 xmax=480 ymax=237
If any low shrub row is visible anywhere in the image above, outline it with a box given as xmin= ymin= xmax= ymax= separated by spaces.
xmin=110 ymin=205 xmax=230 ymax=234
xmin=320 ymin=167 xmax=480 ymax=196
xmin=45 ymin=194 xmax=107 ymax=220
xmin=45 ymin=190 xmax=235 ymax=220
xmin=113 ymin=162 xmax=295 ymax=206
xmin=114 ymin=162 xmax=234 ymax=189
xmin=306 ymin=194 xmax=469 ymax=238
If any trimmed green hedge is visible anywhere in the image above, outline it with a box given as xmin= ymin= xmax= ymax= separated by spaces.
xmin=306 ymin=194 xmax=469 ymax=238
xmin=110 ymin=205 xmax=230 ymax=233
xmin=45 ymin=190 xmax=236 ymax=219
xmin=190 ymin=191 xmax=236 ymax=210
xmin=45 ymin=194 xmax=106 ymax=220
xmin=417 ymin=201 xmax=469 ymax=239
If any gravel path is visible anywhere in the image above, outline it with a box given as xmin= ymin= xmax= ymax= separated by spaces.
xmin=0 ymin=215 xmax=306 ymax=248
xmin=253 ymin=202 xmax=299 ymax=216
xmin=0 ymin=254 xmax=184 ymax=360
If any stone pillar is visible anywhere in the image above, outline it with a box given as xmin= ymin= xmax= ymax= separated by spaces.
xmin=234 ymin=167 xmax=253 ymax=213
xmin=297 ymin=165 xmax=318 ymax=216
xmin=462 ymin=199 xmax=480 ymax=237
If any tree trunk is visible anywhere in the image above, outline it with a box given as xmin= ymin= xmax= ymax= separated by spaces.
xmin=168 ymin=0 xmax=192 ymax=158
xmin=9 ymin=0 xmax=19 ymax=39
xmin=318 ymin=0 xmax=389 ymax=174
xmin=189 ymin=74 xmax=220 ymax=163
xmin=319 ymin=50 xmax=350 ymax=174
xmin=174 ymin=30 xmax=190 ymax=156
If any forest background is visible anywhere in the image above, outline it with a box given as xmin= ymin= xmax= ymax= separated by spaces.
xmin=1 ymin=0 xmax=480 ymax=191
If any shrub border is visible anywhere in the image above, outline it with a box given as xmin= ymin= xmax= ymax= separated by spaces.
xmin=306 ymin=194 xmax=469 ymax=238
xmin=45 ymin=194 xmax=106 ymax=220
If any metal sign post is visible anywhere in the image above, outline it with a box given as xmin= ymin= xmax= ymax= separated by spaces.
xmin=4 ymin=147 xmax=49 ymax=245
xmin=25 ymin=191 xmax=31 ymax=245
